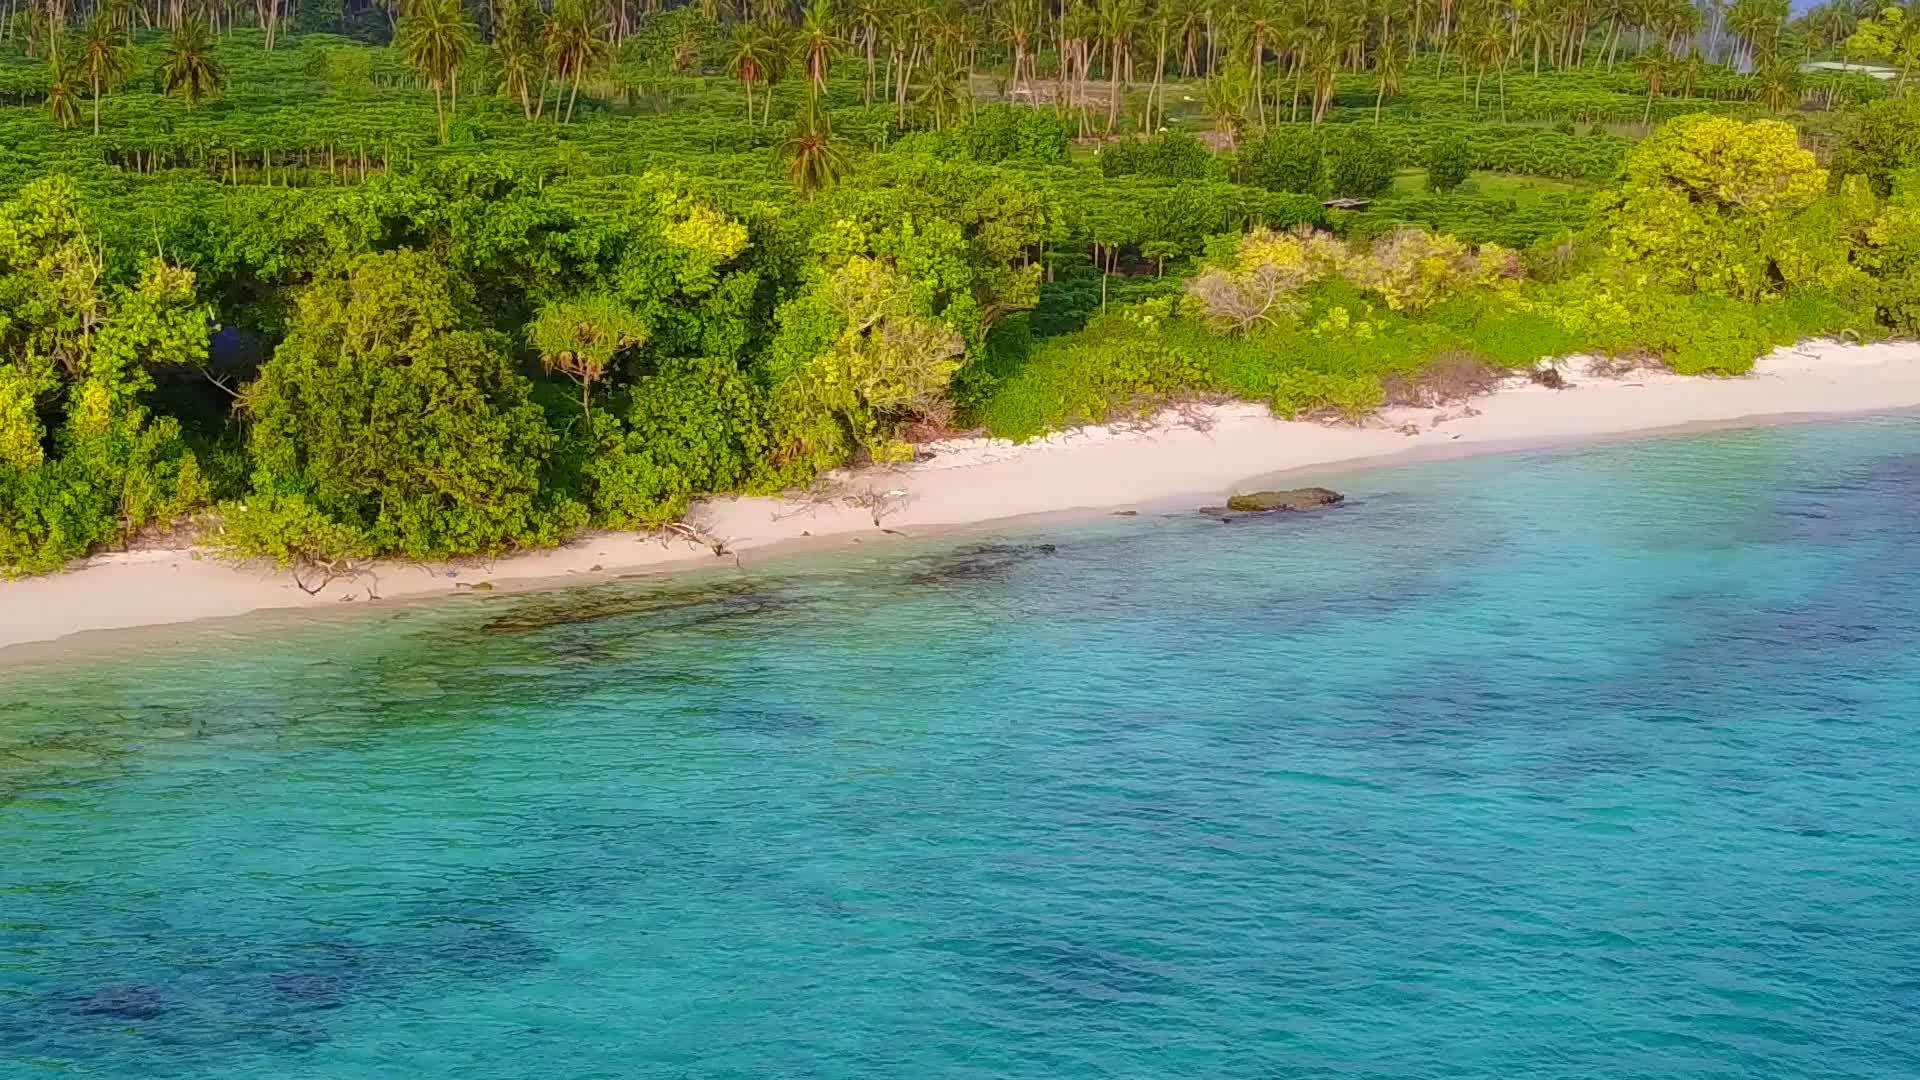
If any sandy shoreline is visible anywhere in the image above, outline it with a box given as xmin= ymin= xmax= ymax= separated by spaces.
xmin=3 ymin=339 xmax=1919 ymax=657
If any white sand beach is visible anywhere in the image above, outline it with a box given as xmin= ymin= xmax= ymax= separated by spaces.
xmin=4 ymin=339 xmax=1919 ymax=653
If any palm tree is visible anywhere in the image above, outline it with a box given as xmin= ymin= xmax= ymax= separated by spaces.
xmin=1303 ymin=30 xmax=1336 ymax=126
xmin=727 ymin=23 xmax=771 ymax=122
xmin=493 ymin=0 xmax=541 ymax=119
xmin=796 ymin=0 xmax=842 ymax=94
xmin=1238 ymin=0 xmax=1280 ymax=131
xmin=1143 ymin=0 xmax=1172 ymax=132
xmin=1202 ymin=72 xmax=1242 ymax=147
xmin=1470 ymin=16 xmax=1509 ymax=119
xmin=994 ymin=0 xmax=1041 ymax=99
xmin=1169 ymin=0 xmax=1205 ymax=76
xmin=1677 ymin=45 xmax=1708 ymax=97
xmin=46 ymin=46 xmax=82 ymax=130
xmin=1751 ymin=54 xmax=1801 ymax=111
xmin=851 ymin=0 xmax=885 ymax=104
xmin=1372 ymin=32 xmax=1406 ymax=123
xmin=1096 ymin=0 xmax=1139 ymax=135
xmin=916 ymin=63 xmax=968 ymax=129
xmin=78 ymin=13 xmax=133 ymax=135
xmin=544 ymin=0 xmax=609 ymax=124
xmin=13 ymin=8 xmax=50 ymax=60
xmin=160 ymin=17 xmax=224 ymax=110
xmin=779 ymin=98 xmax=847 ymax=196
xmin=756 ymin=21 xmax=792 ymax=126
xmin=256 ymin=0 xmax=284 ymax=50
xmin=397 ymin=0 xmax=477 ymax=143
xmin=1638 ymin=49 xmax=1669 ymax=123
xmin=1518 ymin=0 xmax=1555 ymax=74
xmin=100 ymin=0 xmax=141 ymax=32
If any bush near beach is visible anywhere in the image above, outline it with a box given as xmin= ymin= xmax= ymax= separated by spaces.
xmin=2 ymin=1 xmax=1918 ymax=573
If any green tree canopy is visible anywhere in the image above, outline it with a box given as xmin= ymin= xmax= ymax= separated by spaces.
xmin=236 ymin=249 xmax=575 ymax=563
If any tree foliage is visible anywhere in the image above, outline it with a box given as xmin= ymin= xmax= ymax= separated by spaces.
xmin=235 ymin=249 xmax=574 ymax=562
xmin=1594 ymin=115 xmax=1826 ymax=299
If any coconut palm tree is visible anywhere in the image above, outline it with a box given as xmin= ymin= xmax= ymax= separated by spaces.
xmin=544 ymin=0 xmax=609 ymax=124
xmin=1306 ymin=29 xmax=1339 ymax=126
xmin=1095 ymin=0 xmax=1139 ymax=134
xmin=916 ymin=62 xmax=968 ymax=129
xmin=494 ymin=0 xmax=541 ymax=119
xmin=796 ymin=0 xmax=842 ymax=94
xmin=1638 ymin=48 xmax=1669 ymax=123
xmin=1677 ymin=45 xmax=1708 ymax=96
xmin=1202 ymin=71 xmax=1242 ymax=147
xmin=1238 ymin=0 xmax=1280 ymax=130
xmin=756 ymin=21 xmax=792 ymax=125
xmin=1372 ymin=32 xmax=1406 ymax=122
xmin=727 ymin=22 xmax=772 ymax=122
xmin=1518 ymin=0 xmax=1555 ymax=73
xmin=397 ymin=0 xmax=477 ymax=143
xmin=12 ymin=8 xmax=50 ymax=60
xmin=160 ymin=17 xmax=224 ymax=110
xmin=256 ymin=0 xmax=283 ymax=50
xmin=46 ymin=46 xmax=82 ymax=130
xmin=1470 ymin=14 xmax=1509 ymax=118
xmin=994 ymin=0 xmax=1042 ymax=99
xmin=1751 ymin=53 xmax=1801 ymax=111
xmin=1142 ymin=0 xmax=1172 ymax=132
xmin=78 ymin=13 xmax=132 ymax=135
xmin=852 ymin=0 xmax=885 ymax=103
xmin=779 ymin=98 xmax=847 ymax=196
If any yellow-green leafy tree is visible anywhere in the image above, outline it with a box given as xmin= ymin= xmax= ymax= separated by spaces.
xmin=1593 ymin=115 xmax=1827 ymax=300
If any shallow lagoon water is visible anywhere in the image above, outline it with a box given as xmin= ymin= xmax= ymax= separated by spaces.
xmin=3 ymin=418 xmax=1919 ymax=1078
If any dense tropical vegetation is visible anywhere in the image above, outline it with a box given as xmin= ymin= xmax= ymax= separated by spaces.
xmin=2 ymin=0 xmax=1919 ymax=574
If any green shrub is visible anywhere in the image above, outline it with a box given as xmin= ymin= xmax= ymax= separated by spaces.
xmin=979 ymin=301 xmax=1220 ymax=441
xmin=1829 ymin=85 xmax=1920 ymax=196
xmin=965 ymin=105 xmax=1071 ymax=164
xmin=1101 ymin=130 xmax=1217 ymax=180
xmin=1325 ymin=128 xmax=1397 ymax=199
xmin=1237 ymin=129 xmax=1324 ymax=194
xmin=1425 ymin=138 xmax=1471 ymax=193
xmin=0 ymin=181 xmax=213 ymax=574
xmin=234 ymin=250 xmax=579 ymax=562
xmin=586 ymin=355 xmax=773 ymax=527
xmin=1269 ymin=369 xmax=1387 ymax=419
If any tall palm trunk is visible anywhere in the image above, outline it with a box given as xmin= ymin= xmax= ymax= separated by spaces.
xmin=864 ymin=27 xmax=876 ymax=103
xmin=1250 ymin=34 xmax=1264 ymax=130
xmin=1148 ymin=26 xmax=1165 ymax=131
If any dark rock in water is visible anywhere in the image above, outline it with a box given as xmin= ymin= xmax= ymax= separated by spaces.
xmin=269 ymin=971 xmax=353 ymax=1011
xmin=68 ymin=983 xmax=168 ymax=1020
xmin=483 ymin=582 xmax=787 ymax=634
xmin=420 ymin=922 xmax=554 ymax=978
xmin=1111 ymin=510 xmax=1139 ymax=517
xmin=715 ymin=708 xmax=823 ymax=735
xmin=1227 ymin=487 xmax=1343 ymax=512
xmin=909 ymin=542 xmax=1058 ymax=585
xmin=1212 ymin=487 xmax=1345 ymax=515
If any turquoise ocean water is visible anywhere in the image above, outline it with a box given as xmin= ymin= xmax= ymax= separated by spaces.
xmin=3 ymin=417 xmax=1919 ymax=1078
